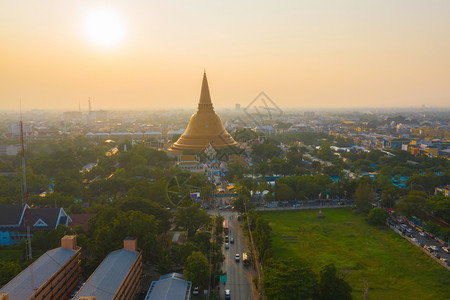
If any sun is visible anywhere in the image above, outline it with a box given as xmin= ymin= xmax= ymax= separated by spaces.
xmin=83 ymin=8 xmax=125 ymax=48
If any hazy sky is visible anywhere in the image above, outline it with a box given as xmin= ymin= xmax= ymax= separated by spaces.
xmin=1 ymin=1 xmax=450 ymax=111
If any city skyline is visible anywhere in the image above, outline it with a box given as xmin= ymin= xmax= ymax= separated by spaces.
xmin=1 ymin=1 xmax=450 ymax=110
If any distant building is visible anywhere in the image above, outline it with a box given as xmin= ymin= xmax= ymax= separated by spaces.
xmin=304 ymin=111 xmax=315 ymax=117
xmin=254 ymin=125 xmax=274 ymax=135
xmin=73 ymin=238 xmax=142 ymax=300
xmin=228 ymin=154 xmax=249 ymax=167
xmin=168 ymin=129 xmax=185 ymax=138
xmin=176 ymin=155 xmax=204 ymax=173
xmin=235 ymin=103 xmax=241 ymax=111
xmin=10 ymin=124 xmax=33 ymax=138
xmin=63 ymin=111 xmax=83 ymax=122
xmin=88 ymin=110 xmax=108 ymax=122
xmin=0 ymin=145 xmax=21 ymax=156
xmin=144 ymin=273 xmax=192 ymax=300
xmin=0 ymin=235 xmax=81 ymax=300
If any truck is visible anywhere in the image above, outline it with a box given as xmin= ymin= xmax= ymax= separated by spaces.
xmin=223 ymin=220 xmax=229 ymax=235
xmin=242 ymin=252 xmax=250 ymax=266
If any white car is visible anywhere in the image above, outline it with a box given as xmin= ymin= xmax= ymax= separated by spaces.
xmin=442 ymin=247 xmax=449 ymax=253
xmin=225 ymin=289 xmax=231 ymax=299
xmin=235 ymin=253 xmax=240 ymax=262
xmin=429 ymin=245 xmax=438 ymax=251
xmin=419 ymin=232 xmax=426 ymax=237
xmin=193 ymin=286 xmax=199 ymax=295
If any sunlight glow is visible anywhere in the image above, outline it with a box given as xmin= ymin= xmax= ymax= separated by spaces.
xmin=83 ymin=8 xmax=125 ymax=48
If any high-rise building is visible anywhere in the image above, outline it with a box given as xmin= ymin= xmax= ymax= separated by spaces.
xmin=169 ymin=72 xmax=237 ymax=152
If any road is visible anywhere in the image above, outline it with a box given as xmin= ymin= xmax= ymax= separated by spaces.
xmin=388 ymin=217 xmax=450 ymax=267
xmin=218 ymin=211 xmax=255 ymax=300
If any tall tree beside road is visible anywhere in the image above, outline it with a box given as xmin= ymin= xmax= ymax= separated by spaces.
xmin=175 ymin=204 xmax=210 ymax=238
xmin=365 ymin=208 xmax=389 ymax=226
xmin=184 ymin=251 xmax=210 ymax=288
xmin=380 ymin=185 xmax=400 ymax=209
xmin=316 ymin=263 xmax=352 ymax=300
xmin=428 ymin=193 xmax=450 ymax=223
xmin=396 ymin=191 xmax=428 ymax=218
xmin=264 ymin=257 xmax=317 ymax=300
xmin=354 ymin=183 xmax=376 ymax=215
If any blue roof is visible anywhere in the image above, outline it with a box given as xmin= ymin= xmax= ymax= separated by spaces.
xmin=0 ymin=247 xmax=77 ymax=299
xmin=73 ymin=249 xmax=139 ymax=300
xmin=145 ymin=273 xmax=192 ymax=300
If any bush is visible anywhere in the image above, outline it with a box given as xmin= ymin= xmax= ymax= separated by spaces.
xmin=366 ymin=208 xmax=389 ymax=226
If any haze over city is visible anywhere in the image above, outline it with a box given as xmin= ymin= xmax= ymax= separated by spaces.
xmin=1 ymin=0 xmax=450 ymax=111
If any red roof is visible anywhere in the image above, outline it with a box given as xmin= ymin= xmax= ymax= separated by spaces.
xmin=69 ymin=213 xmax=96 ymax=230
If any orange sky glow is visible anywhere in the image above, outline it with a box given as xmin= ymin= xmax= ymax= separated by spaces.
xmin=1 ymin=1 xmax=449 ymax=111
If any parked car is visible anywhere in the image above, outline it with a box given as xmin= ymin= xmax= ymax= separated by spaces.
xmin=225 ymin=289 xmax=231 ymax=299
xmin=225 ymin=243 xmax=229 ymax=249
xmin=429 ymin=245 xmax=438 ymax=251
xmin=235 ymin=253 xmax=240 ymax=262
xmin=193 ymin=287 xmax=199 ymax=295
xmin=440 ymin=258 xmax=448 ymax=264
xmin=442 ymin=246 xmax=449 ymax=253
xmin=225 ymin=235 xmax=229 ymax=242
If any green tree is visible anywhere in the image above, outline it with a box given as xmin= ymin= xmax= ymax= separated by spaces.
xmin=0 ymin=259 xmax=22 ymax=285
xmin=264 ymin=257 xmax=317 ymax=300
xmin=428 ymin=194 xmax=450 ymax=224
xmin=396 ymin=191 xmax=428 ymax=218
xmin=175 ymin=204 xmax=210 ymax=238
xmin=365 ymin=208 xmax=389 ymax=226
xmin=315 ymin=263 xmax=352 ymax=300
xmin=112 ymin=196 xmax=172 ymax=233
xmin=184 ymin=251 xmax=210 ymax=288
xmin=275 ymin=183 xmax=294 ymax=201
xmin=380 ymin=185 xmax=399 ymax=208
xmin=354 ymin=183 xmax=375 ymax=214
xmin=88 ymin=207 xmax=159 ymax=261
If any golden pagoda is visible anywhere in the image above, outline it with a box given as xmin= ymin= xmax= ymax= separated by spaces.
xmin=169 ymin=72 xmax=237 ymax=152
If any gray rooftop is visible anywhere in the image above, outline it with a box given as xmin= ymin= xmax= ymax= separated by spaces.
xmin=0 ymin=247 xmax=77 ymax=299
xmin=73 ymin=249 xmax=139 ymax=300
xmin=145 ymin=273 xmax=192 ymax=300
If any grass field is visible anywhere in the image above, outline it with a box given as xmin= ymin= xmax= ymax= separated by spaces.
xmin=260 ymin=208 xmax=450 ymax=300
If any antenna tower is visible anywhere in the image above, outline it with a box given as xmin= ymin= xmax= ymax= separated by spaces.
xmin=20 ymin=109 xmax=35 ymax=291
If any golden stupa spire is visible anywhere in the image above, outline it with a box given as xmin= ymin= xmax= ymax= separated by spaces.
xmin=168 ymin=72 xmax=237 ymax=152
xmin=198 ymin=72 xmax=213 ymax=111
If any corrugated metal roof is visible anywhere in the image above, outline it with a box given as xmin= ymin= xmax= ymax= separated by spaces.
xmin=0 ymin=247 xmax=77 ymax=299
xmin=73 ymin=249 xmax=139 ymax=300
xmin=144 ymin=273 xmax=191 ymax=300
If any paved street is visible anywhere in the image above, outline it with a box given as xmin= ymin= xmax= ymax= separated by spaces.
xmin=388 ymin=217 xmax=450 ymax=267
xmin=217 ymin=211 xmax=255 ymax=300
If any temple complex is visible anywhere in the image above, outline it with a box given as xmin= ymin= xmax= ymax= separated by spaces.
xmin=169 ymin=72 xmax=237 ymax=152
